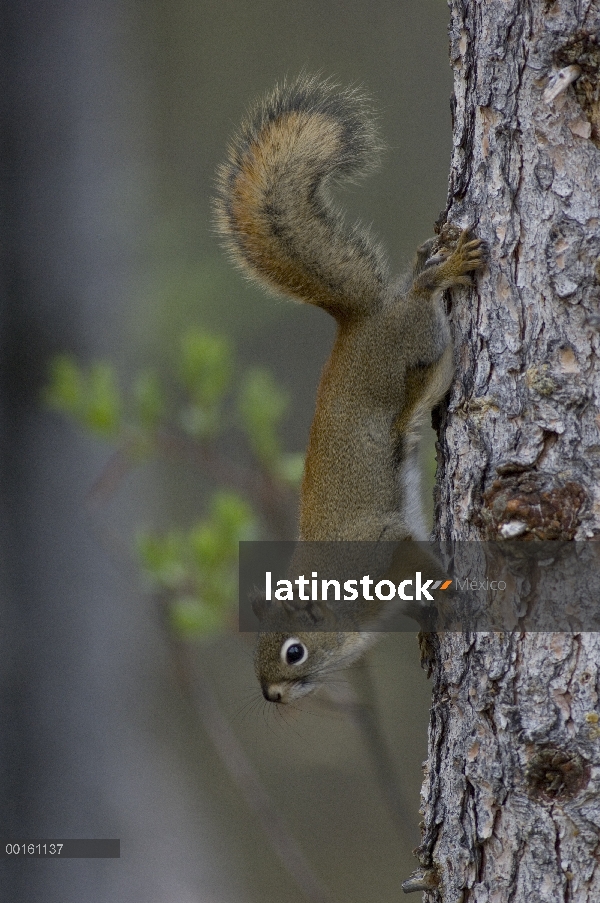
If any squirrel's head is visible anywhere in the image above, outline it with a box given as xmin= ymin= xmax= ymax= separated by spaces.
xmin=251 ymin=593 xmax=372 ymax=704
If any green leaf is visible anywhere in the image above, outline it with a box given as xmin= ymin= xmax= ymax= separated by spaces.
xmin=83 ymin=363 xmax=122 ymax=437
xmin=46 ymin=356 xmax=121 ymax=438
xmin=277 ymin=451 xmax=305 ymax=487
xmin=189 ymin=522 xmax=224 ymax=570
xmin=179 ymin=331 xmax=233 ymax=407
xmin=137 ymin=530 xmax=187 ymax=589
xmin=45 ymin=355 xmax=84 ymax=416
xmin=238 ymin=368 xmax=288 ymax=469
xmin=170 ymin=596 xmax=227 ymax=637
xmin=189 ymin=492 xmax=255 ymax=569
xmin=210 ymin=491 xmax=255 ymax=546
xmin=134 ymin=370 xmax=165 ymax=429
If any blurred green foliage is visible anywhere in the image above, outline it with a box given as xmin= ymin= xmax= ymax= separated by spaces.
xmin=138 ymin=491 xmax=256 ymax=637
xmin=136 ymin=258 xmax=282 ymax=358
xmin=46 ymin=355 xmax=123 ymax=438
xmin=133 ymin=370 xmax=166 ymax=430
xmin=179 ymin=330 xmax=233 ymax=437
xmin=239 ymin=367 xmax=305 ymax=484
xmin=46 ymin=329 xmax=302 ymax=638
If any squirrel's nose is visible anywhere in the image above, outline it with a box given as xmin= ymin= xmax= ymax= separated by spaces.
xmin=262 ymin=684 xmax=282 ymax=703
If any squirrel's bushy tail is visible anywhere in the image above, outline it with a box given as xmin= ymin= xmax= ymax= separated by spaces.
xmin=214 ymin=75 xmax=388 ymax=318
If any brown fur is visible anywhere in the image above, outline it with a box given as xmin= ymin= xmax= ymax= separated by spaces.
xmin=215 ymin=75 xmax=388 ymax=318
xmin=298 ymin=228 xmax=485 ymax=541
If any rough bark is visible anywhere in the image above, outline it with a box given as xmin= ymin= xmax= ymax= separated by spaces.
xmin=416 ymin=2 xmax=600 ymax=901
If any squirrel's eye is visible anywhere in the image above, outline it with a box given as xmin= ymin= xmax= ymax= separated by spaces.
xmin=281 ymin=637 xmax=308 ymax=666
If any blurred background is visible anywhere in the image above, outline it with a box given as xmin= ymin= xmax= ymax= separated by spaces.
xmin=0 ymin=2 xmax=453 ymax=901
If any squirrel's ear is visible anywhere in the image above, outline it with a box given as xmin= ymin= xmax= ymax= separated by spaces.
xmin=250 ymin=590 xmax=272 ymax=622
xmin=280 ymin=598 xmax=298 ymax=614
xmin=307 ymin=600 xmax=336 ymax=626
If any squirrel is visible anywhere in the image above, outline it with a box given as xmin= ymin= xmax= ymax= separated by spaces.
xmin=215 ymin=75 xmax=487 ymax=703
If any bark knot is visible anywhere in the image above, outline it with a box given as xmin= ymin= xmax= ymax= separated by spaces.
xmin=525 ymin=746 xmax=590 ymax=801
xmin=555 ymin=31 xmax=600 ymax=146
xmin=479 ymin=472 xmax=585 ymax=539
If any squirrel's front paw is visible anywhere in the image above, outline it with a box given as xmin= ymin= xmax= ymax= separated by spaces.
xmin=445 ymin=229 xmax=489 ymax=286
xmin=455 ymin=228 xmax=488 ymax=268
xmin=413 ymin=228 xmax=488 ymax=293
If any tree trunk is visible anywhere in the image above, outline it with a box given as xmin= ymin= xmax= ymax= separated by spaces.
xmin=415 ymin=2 xmax=600 ymax=901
